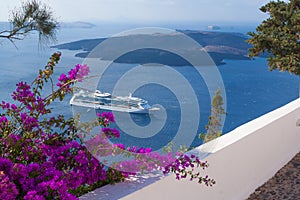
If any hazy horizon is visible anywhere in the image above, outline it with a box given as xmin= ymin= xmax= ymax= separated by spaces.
xmin=0 ymin=0 xmax=270 ymax=23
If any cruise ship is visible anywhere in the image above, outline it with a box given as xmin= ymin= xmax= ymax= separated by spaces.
xmin=70 ymin=89 xmax=156 ymax=114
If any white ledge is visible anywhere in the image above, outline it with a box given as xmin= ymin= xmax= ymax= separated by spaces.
xmin=80 ymin=98 xmax=300 ymax=200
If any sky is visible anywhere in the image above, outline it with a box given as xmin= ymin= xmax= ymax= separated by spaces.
xmin=0 ymin=0 xmax=271 ymax=23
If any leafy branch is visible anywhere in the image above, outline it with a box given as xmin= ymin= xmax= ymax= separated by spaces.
xmin=0 ymin=0 xmax=58 ymax=46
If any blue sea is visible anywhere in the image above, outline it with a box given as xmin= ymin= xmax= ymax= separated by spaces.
xmin=1 ymin=23 xmax=299 ymax=150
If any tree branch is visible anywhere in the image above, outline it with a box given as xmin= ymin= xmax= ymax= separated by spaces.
xmin=0 ymin=0 xmax=58 ymax=46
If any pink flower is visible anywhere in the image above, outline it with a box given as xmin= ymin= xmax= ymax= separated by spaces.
xmin=102 ymin=127 xmax=120 ymax=138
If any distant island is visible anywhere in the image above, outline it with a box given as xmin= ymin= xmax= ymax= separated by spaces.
xmin=51 ymin=30 xmax=252 ymax=66
xmin=60 ymin=21 xmax=96 ymax=29
xmin=207 ymin=25 xmax=221 ymax=30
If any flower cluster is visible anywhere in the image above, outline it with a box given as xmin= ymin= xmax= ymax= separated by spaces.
xmin=0 ymin=116 xmax=120 ymax=199
xmin=12 ymin=82 xmax=34 ymax=103
xmin=163 ymin=153 xmax=216 ymax=186
xmin=102 ymin=127 xmax=120 ymax=138
xmin=10 ymin=82 xmax=49 ymax=115
xmin=57 ymin=64 xmax=90 ymax=90
xmin=0 ymin=116 xmax=8 ymax=129
xmin=19 ymin=112 xmax=39 ymax=130
xmin=0 ymin=170 xmax=19 ymax=200
xmin=97 ymin=112 xmax=115 ymax=126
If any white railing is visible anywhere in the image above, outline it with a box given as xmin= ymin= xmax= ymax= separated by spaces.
xmin=81 ymin=98 xmax=300 ymax=200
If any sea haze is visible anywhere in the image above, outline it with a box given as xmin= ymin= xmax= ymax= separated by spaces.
xmin=0 ymin=22 xmax=299 ymax=149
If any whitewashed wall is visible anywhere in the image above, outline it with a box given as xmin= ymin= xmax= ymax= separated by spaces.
xmin=81 ymin=98 xmax=300 ymax=200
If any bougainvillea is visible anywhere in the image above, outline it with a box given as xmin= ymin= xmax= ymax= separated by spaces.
xmin=0 ymin=52 xmax=215 ymax=199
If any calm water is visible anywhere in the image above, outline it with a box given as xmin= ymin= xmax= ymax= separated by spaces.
xmin=0 ymin=24 xmax=299 ymax=149
xmin=91 ymin=58 xmax=299 ymax=149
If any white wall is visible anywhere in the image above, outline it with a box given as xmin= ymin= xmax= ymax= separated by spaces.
xmin=80 ymin=98 xmax=300 ymax=200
